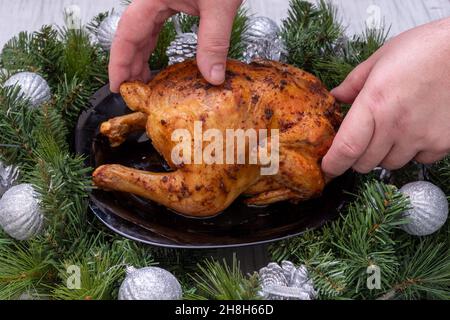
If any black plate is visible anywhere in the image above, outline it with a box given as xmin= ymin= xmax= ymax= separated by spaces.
xmin=75 ymin=84 xmax=354 ymax=248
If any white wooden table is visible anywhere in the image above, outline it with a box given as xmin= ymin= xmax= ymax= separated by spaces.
xmin=0 ymin=0 xmax=449 ymax=49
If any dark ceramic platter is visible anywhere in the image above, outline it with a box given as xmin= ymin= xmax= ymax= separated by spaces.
xmin=75 ymin=84 xmax=354 ymax=249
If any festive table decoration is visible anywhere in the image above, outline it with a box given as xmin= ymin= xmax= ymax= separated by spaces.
xmin=0 ymin=0 xmax=448 ymax=301
xmin=118 ymin=266 xmax=182 ymax=300
xmin=0 ymin=161 xmax=19 ymax=197
xmin=259 ymin=261 xmax=316 ymax=300
xmin=242 ymin=16 xmax=287 ymax=63
xmin=166 ymin=15 xmax=198 ymax=65
xmin=4 ymin=72 xmax=51 ymax=108
xmin=166 ymin=32 xmax=198 ymax=65
xmin=0 ymin=184 xmax=44 ymax=240
xmin=96 ymin=12 xmax=121 ymax=51
xmin=399 ymin=181 xmax=448 ymax=236
xmin=18 ymin=289 xmax=49 ymax=300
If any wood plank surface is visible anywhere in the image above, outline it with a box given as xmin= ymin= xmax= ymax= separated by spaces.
xmin=0 ymin=0 xmax=449 ymax=48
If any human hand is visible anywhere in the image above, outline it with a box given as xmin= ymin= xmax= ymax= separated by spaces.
xmin=109 ymin=0 xmax=243 ymax=92
xmin=322 ymin=18 xmax=450 ymax=177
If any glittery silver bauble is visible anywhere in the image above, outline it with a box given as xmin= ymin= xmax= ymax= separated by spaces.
xmin=118 ymin=266 xmax=182 ymax=300
xmin=245 ymin=16 xmax=280 ymax=42
xmin=259 ymin=261 xmax=316 ymax=300
xmin=242 ymin=16 xmax=287 ymax=63
xmin=0 ymin=161 xmax=19 ymax=197
xmin=399 ymin=181 xmax=448 ymax=236
xmin=242 ymin=37 xmax=287 ymax=63
xmin=18 ymin=289 xmax=50 ymax=300
xmin=166 ymin=33 xmax=198 ymax=65
xmin=0 ymin=183 xmax=44 ymax=240
xmin=4 ymin=72 xmax=51 ymax=108
xmin=96 ymin=12 xmax=121 ymax=51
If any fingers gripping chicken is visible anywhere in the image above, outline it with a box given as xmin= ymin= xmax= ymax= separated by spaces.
xmin=93 ymin=59 xmax=341 ymax=217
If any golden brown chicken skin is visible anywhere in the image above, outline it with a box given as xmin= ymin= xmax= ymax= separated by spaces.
xmin=93 ymin=59 xmax=341 ymax=217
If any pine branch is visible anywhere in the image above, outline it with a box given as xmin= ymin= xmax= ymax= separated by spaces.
xmin=281 ymin=0 xmax=389 ymax=90
xmin=35 ymin=103 xmax=68 ymax=150
xmin=281 ymin=0 xmax=344 ymax=75
xmin=0 ymin=31 xmax=37 ymax=73
xmin=149 ymin=20 xmax=177 ymax=70
xmin=382 ymin=239 xmax=450 ymax=299
xmin=26 ymin=134 xmax=91 ymax=243
xmin=315 ymin=26 xmax=389 ymax=88
xmin=270 ymin=181 xmax=411 ymax=299
xmin=186 ymin=256 xmax=260 ymax=300
xmin=178 ymin=13 xmax=200 ymax=33
xmin=327 ymin=182 xmax=410 ymax=298
xmin=228 ymin=7 xmax=250 ymax=59
xmin=0 ymin=86 xmax=39 ymax=167
xmin=429 ymin=156 xmax=450 ymax=196
xmin=57 ymin=27 xmax=108 ymax=87
xmin=0 ymin=26 xmax=64 ymax=82
xmin=53 ymin=75 xmax=92 ymax=130
xmin=50 ymin=235 xmax=155 ymax=300
xmin=0 ymin=240 xmax=55 ymax=299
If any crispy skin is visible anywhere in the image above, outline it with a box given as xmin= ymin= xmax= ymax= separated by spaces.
xmin=100 ymin=112 xmax=147 ymax=147
xmin=93 ymin=59 xmax=341 ymax=217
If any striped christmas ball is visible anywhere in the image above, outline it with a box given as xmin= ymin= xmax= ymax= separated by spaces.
xmin=118 ymin=266 xmax=182 ymax=300
xmin=0 ymin=183 xmax=44 ymax=240
xmin=4 ymin=72 xmax=51 ymax=108
xmin=399 ymin=181 xmax=448 ymax=236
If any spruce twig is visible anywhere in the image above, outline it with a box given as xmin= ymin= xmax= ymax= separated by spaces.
xmin=187 ymin=256 xmax=260 ymax=300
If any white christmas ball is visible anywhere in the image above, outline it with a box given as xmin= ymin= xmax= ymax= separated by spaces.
xmin=0 ymin=183 xmax=44 ymax=240
xmin=97 ymin=12 xmax=121 ymax=51
xmin=118 ymin=266 xmax=182 ymax=300
xmin=399 ymin=181 xmax=448 ymax=236
xmin=4 ymin=72 xmax=51 ymax=108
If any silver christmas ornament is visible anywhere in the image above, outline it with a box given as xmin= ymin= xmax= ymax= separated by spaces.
xmin=4 ymin=72 xmax=51 ymax=108
xmin=242 ymin=38 xmax=287 ymax=63
xmin=242 ymin=16 xmax=287 ymax=63
xmin=96 ymin=12 xmax=121 ymax=51
xmin=166 ymin=15 xmax=198 ymax=65
xmin=166 ymin=31 xmax=198 ymax=65
xmin=118 ymin=266 xmax=182 ymax=300
xmin=245 ymin=16 xmax=280 ymax=42
xmin=399 ymin=181 xmax=448 ymax=236
xmin=0 ymin=183 xmax=44 ymax=240
xmin=0 ymin=161 xmax=19 ymax=197
xmin=259 ymin=261 xmax=316 ymax=300
xmin=18 ymin=289 xmax=50 ymax=300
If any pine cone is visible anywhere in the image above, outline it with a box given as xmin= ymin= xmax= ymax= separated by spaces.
xmin=166 ymin=33 xmax=198 ymax=65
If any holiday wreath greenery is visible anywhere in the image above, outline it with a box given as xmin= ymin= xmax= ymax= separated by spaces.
xmin=0 ymin=0 xmax=448 ymax=300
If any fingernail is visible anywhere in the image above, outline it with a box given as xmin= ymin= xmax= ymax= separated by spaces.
xmin=210 ymin=64 xmax=225 ymax=84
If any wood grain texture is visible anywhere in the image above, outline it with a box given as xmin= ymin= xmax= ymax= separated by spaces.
xmin=0 ymin=0 xmax=449 ymax=48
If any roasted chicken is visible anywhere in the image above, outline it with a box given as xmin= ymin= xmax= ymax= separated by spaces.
xmin=93 ymin=59 xmax=341 ymax=217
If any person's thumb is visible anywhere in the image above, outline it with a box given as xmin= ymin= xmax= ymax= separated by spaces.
xmin=196 ymin=4 xmax=238 ymax=85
